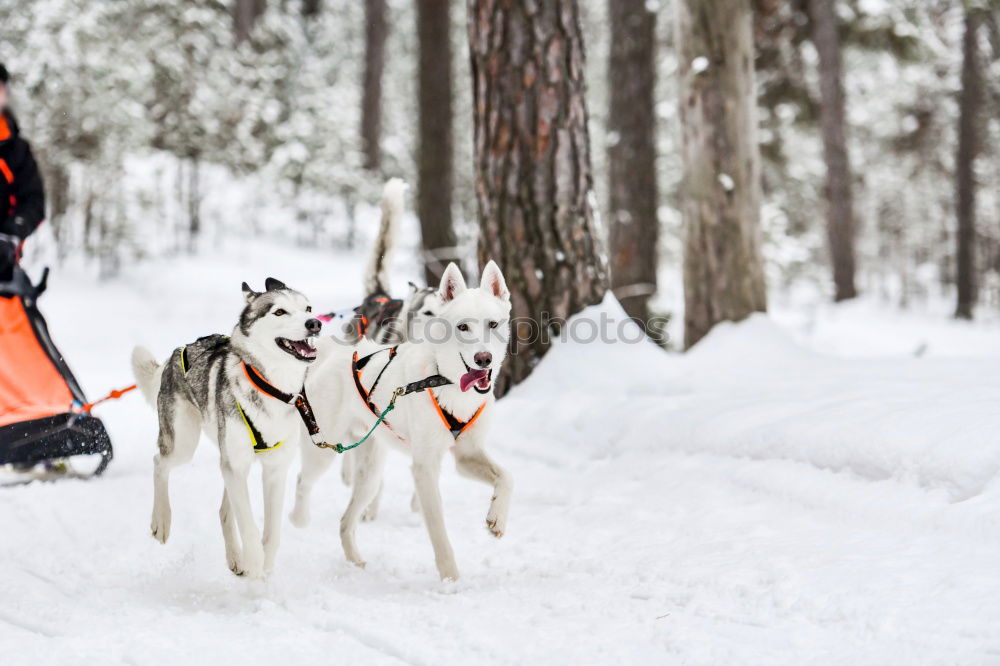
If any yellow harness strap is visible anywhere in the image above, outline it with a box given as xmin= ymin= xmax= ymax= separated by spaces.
xmin=235 ymin=401 xmax=283 ymax=453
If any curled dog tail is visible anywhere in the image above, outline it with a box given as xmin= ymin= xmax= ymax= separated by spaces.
xmin=131 ymin=346 xmax=163 ymax=407
xmin=363 ymin=178 xmax=408 ymax=296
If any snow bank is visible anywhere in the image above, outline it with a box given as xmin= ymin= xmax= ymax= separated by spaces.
xmin=505 ymin=303 xmax=1000 ymax=500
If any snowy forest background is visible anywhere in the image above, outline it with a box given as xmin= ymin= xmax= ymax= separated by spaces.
xmin=5 ymin=3 xmax=1000 ymax=661
xmin=1 ymin=0 xmax=998 ymax=326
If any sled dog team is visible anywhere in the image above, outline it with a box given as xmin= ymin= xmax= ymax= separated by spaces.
xmin=131 ymin=180 xmax=513 ymax=581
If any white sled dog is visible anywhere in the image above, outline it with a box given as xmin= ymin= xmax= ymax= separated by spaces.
xmin=131 ymin=279 xmax=323 ymax=578
xmin=338 ymin=178 xmax=444 ymax=503
xmin=291 ymin=261 xmax=514 ymax=581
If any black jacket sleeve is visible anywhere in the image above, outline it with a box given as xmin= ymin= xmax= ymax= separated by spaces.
xmin=1 ymin=137 xmax=45 ymax=239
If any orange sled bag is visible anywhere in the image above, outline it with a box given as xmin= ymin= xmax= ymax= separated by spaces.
xmin=0 ymin=267 xmax=112 ymax=479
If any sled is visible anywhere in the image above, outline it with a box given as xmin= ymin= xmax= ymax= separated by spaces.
xmin=0 ymin=265 xmax=113 ymax=484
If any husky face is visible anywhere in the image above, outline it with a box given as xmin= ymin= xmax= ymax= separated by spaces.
xmin=428 ymin=261 xmax=511 ymax=395
xmin=403 ymin=282 xmax=444 ymax=340
xmin=238 ymin=277 xmax=322 ymax=364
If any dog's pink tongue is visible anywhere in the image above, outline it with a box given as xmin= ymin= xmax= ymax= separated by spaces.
xmin=460 ymin=369 xmax=489 ymax=392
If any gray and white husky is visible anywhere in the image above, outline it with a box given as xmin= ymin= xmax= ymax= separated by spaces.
xmin=131 ymin=278 xmax=322 ymax=579
xmin=291 ymin=261 xmax=514 ymax=581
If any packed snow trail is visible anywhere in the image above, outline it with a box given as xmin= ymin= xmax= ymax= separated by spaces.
xmin=2 ymin=239 xmax=1000 ymax=665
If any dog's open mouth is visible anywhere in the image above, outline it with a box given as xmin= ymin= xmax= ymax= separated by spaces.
xmin=459 ymin=356 xmax=492 ymax=393
xmin=275 ymin=337 xmax=317 ymax=362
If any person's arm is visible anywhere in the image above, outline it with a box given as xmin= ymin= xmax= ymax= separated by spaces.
xmin=1 ymin=137 xmax=45 ymax=239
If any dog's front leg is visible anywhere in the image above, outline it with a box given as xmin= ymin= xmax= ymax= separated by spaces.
xmin=219 ymin=490 xmax=242 ymax=574
xmin=261 ymin=453 xmax=291 ymax=574
xmin=290 ymin=436 xmax=335 ymax=528
xmin=339 ymin=437 xmax=387 ymax=568
xmin=453 ymin=432 xmax=513 ymax=539
xmin=220 ymin=452 xmax=265 ymax=579
xmin=412 ymin=444 xmax=459 ymax=581
xmin=361 ymin=478 xmax=384 ymax=522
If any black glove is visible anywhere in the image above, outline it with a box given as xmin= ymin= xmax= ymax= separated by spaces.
xmin=0 ymin=233 xmax=17 ymax=282
xmin=0 ymin=215 xmax=29 ymax=237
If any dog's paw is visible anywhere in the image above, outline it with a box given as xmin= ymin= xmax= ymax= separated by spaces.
xmin=437 ymin=559 xmax=460 ymax=582
xmin=485 ymin=516 xmax=504 ymax=538
xmin=150 ymin=507 xmax=171 ymax=544
xmin=486 ymin=498 xmax=506 ymax=539
xmin=228 ymin=555 xmax=245 ymax=576
xmin=288 ymin=503 xmax=310 ymax=528
xmin=240 ymin=545 xmax=266 ymax=580
xmin=361 ymin=505 xmax=378 ymax=522
xmin=242 ymin=564 xmax=265 ymax=580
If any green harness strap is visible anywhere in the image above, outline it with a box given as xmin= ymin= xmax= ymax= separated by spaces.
xmin=316 ymin=371 xmax=457 ymax=455
xmin=315 ymin=391 xmax=399 ymax=454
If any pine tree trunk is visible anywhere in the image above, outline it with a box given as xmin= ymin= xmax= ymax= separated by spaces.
xmin=808 ymin=0 xmax=858 ymax=302
xmin=43 ymin=159 xmax=70 ymax=249
xmin=188 ymin=157 xmax=201 ymax=253
xmin=955 ymin=8 xmax=981 ymax=320
xmin=361 ymin=0 xmax=388 ymax=171
xmin=302 ymin=0 xmax=321 ymax=18
xmin=607 ymin=0 xmax=659 ymax=328
xmin=417 ymin=0 xmax=460 ymax=286
xmin=469 ymin=0 xmax=608 ymax=397
xmin=675 ymin=0 xmax=767 ymax=349
xmin=233 ymin=0 xmax=266 ymax=43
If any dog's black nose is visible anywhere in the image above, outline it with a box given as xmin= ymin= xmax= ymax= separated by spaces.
xmin=474 ymin=351 xmax=492 ymax=368
xmin=305 ymin=318 xmax=322 ymax=335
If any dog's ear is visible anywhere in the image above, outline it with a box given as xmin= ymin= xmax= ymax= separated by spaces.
xmin=437 ymin=263 xmax=467 ymax=303
xmin=481 ymin=260 xmax=510 ymax=302
xmin=265 ymin=277 xmax=287 ymax=292
xmin=241 ymin=281 xmax=258 ymax=303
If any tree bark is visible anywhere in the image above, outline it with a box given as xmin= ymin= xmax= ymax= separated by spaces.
xmin=675 ymin=0 xmax=767 ymax=349
xmin=416 ymin=0 xmax=460 ymax=286
xmin=807 ymin=0 xmax=858 ymax=302
xmin=188 ymin=157 xmax=201 ymax=253
xmin=955 ymin=8 xmax=982 ymax=320
xmin=361 ymin=0 xmax=388 ymax=171
xmin=469 ymin=0 xmax=609 ymax=397
xmin=607 ymin=0 xmax=659 ymax=329
xmin=302 ymin=0 xmax=321 ymax=18
xmin=233 ymin=0 xmax=266 ymax=43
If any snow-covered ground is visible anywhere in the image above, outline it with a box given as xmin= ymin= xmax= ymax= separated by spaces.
xmin=3 ymin=230 xmax=1000 ymax=665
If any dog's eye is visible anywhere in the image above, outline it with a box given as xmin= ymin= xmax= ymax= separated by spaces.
xmin=457 ymin=323 xmax=470 ymax=332
xmin=422 ymin=310 xmax=433 ymax=316
xmin=306 ymin=306 xmax=312 ymax=313
xmin=273 ymin=309 xmax=287 ymax=316
xmin=489 ymin=320 xmax=498 ymax=329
